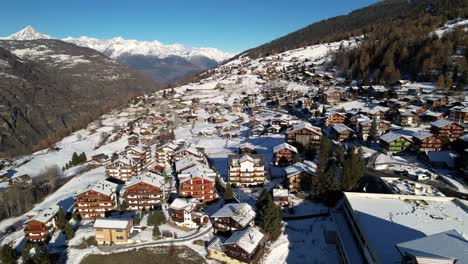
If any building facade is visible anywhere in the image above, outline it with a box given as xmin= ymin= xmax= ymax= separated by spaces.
xmin=228 ymin=154 xmax=266 ymax=187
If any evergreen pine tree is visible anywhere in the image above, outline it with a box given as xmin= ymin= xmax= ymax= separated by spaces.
xmin=56 ymin=207 xmax=67 ymax=230
xmin=0 ymin=244 xmax=17 ymax=264
xmin=64 ymin=222 xmax=75 ymax=240
xmin=224 ymin=184 xmax=234 ymax=202
xmin=71 ymin=152 xmax=79 ymax=166
xmin=368 ymin=118 xmax=378 ymax=142
xmin=311 ymin=136 xmax=334 ymax=195
xmin=255 ymin=189 xmax=282 ymax=237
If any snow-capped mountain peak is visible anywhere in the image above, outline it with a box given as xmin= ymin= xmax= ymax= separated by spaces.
xmin=5 ymin=26 xmax=52 ymax=40
xmin=63 ymin=36 xmax=234 ymax=62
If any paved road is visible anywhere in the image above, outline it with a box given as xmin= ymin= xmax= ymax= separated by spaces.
xmin=99 ymin=225 xmax=213 ymax=252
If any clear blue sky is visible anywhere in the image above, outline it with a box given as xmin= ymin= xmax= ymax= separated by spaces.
xmin=1 ymin=0 xmax=380 ymax=53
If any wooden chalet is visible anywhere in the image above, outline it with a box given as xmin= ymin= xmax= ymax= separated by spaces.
xmin=24 ymin=205 xmax=60 ymax=242
xmin=430 ymin=119 xmax=464 ymax=142
xmin=379 ymin=132 xmax=412 ymax=155
xmin=321 ymin=90 xmax=341 ymax=105
xmin=330 ymin=124 xmax=354 ymax=142
xmin=273 ymin=143 xmax=298 ymax=167
xmin=325 ymin=111 xmax=347 ymax=126
xmin=286 ymin=122 xmax=322 ymax=148
xmin=169 ymin=198 xmax=209 ymax=229
xmin=74 ymin=180 xmax=118 ymax=219
xmin=121 ymin=172 xmax=167 ymax=211
xmin=105 ymin=156 xmax=140 ymax=182
xmin=449 ymin=106 xmax=468 ymax=124
xmin=156 ymin=142 xmax=178 ymax=164
xmin=208 ymin=226 xmax=266 ymax=264
xmin=412 ymin=131 xmax=444 ymax=152
xmin=285 ymin=161 xmax=316 ymax=193
xmin=178 ymin=164 xmax=217 ymax=202
xmin=211 ymin=203 xmax=256 ymax=233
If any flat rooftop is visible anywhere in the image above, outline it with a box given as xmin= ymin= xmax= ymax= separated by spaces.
xmin=344 ymin=192 xmax=468 ymax=264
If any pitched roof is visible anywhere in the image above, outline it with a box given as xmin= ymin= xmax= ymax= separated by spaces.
xmin=379 ymin=132 xmax=411 ymax=143
xmin=169 ymin=198 xmax=202 ymax=212
xmin=332 ymin=124 xmax=354 ymax=133
xmin=78 ymin=179 xmax=118 ymax=197
xmin=28 ymin=205 xmax=60 ymax=224
xmin=124 ymin=171 xmax=166 ymax=189
xmin=223 ymin=226 xmax=265 ymax=255
xmin=211 ymin=203 xmax=255 ymax=228
xmin=285 ymin=161 xmax=317 ymax=177
xmin=430 ymin=119 xmax=456 ymax=128
xmin=396 ymin=230 xmax=468 ymax=263
xmin=287 ymin=122 xmax=322 ymax=135
xmin=273 ymin=143 xmax=298 ymax=154
xmin=412 ymin=131 xmax=435 ymax=140
xmin=229 ymin=154 xmax=265 ymax=167
xmin=175 ymin=155 xmax=204 ymax=172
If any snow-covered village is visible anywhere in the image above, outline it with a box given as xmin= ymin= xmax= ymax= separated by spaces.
xmin=0 ymin=1 xmax=467 ymax=264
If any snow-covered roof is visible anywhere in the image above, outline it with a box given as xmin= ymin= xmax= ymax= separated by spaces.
xmin=175 ymin=155 xmax=204 ymax=172
xmin=396 ymin=230 xmax=468 ymax=262
xmin=273 ymin=142 xmax=298 ymax=154
xmin=229 ymin=154 xmax=264 ymax=166
xmin=411 ymin=131 xmax=434 ymax=140
xmin=379 ymin=132 xmax=411 ymax=143
xmin=207 ymin=236 xmax=228 ymax=252
xmin=273 ymin=188 xmax=289 ymax=197
xmin=124 ymin=171 xmax=166 ymax=189
xmin=332 ymin=124 xmax=353 ymax=133
xmin=78 ymin=179 xmax=118 ymax=197
xmin=287 ymin=122 xmax=322 ymax=135
xmin=239 ymin=142 xmax=256 ymax=150
xmin=112 ymin=156 xmax=138 ymax=166
xmin=344 ymin=192 xmax=468 ymax=264
xmin=179 ymin=164 xmax=216 ymax=183
xmin=422 ymin=110 xmax=443 ymax=117
xmin=425 ymin=151 xmax=459 ymax=167
xmin=157 ymin=142 xmax=178 ymax=151
xmin=169 ymin=198 xmax=202 ymax=212
xmin=285 ymin=161 xmax=317 ymax=177
xmin=223 ymin=226 xmax=265 ymax=255
xmin=430 ymin=119 xmax=455 ymax=128
xmin=174 ymin=146 xmax=201 ymax=156
xmin=93 ymin=218 xmax=131 ymax=229
xmin=211 ymin=203 xmax=255 ymax=227
xmin=28 ymin=205 xmax=60 ymax=224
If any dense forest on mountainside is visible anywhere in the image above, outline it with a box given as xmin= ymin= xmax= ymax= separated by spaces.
xmin=240 ymin=0 xmax=467 ymax=59
xmin=334 ymin=16 xmax=468 ymax=87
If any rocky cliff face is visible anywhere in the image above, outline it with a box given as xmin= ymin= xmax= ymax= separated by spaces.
xmin=0 ymin=39 xmax=160 ymax=156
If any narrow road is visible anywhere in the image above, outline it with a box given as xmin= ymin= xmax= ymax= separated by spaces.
xmin=99 ymin=225 xmax=213 ymax=251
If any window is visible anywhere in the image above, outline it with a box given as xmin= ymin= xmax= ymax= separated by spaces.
xmin=116 ymin=236 xmax=124 ymax=240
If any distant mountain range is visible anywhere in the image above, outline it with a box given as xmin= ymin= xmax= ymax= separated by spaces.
xmin=0 ymin=37 xmax=159 ymax=156
xmin=3 ymin=26 xmax=234 ymax=83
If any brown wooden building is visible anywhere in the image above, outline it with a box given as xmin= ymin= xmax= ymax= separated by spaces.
xmin=24 ymin=205 xmax=60 ymax=242
xmin=273 ymin=143 xmax=298 ymax=167
xmin=325 ymin=111 xmax=347 ymax=126
xmin=286 ymin=122 xmax=322 ymax=148
xmin=211 ymin=203 xmax=256 ymax=233
xmin=74 ymin=180 xmax=119 ymax=219
xmin=412 ymin=131 xmax=444 ymax=152
xmin=430 ymin=119 xmax=464 ymax=142
xmin=122 ymin=172 xmax=167 ymax=211
xmin=178 ymin=165 xmax=217 ymax=202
